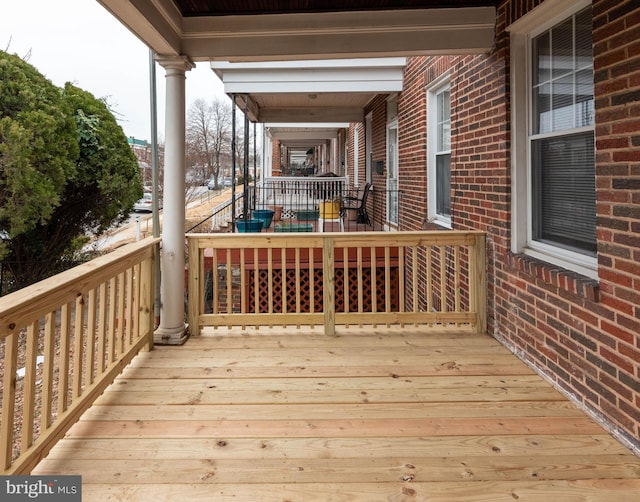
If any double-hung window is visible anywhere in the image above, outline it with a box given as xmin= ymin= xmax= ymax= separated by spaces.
xmin=510 ymin=0 xmax=596 ymax=278
xmin=427 ymin=77 xmax=451 ymax=227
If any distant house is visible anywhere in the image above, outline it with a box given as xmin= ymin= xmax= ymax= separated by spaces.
xmin=128 ymin=136 xmax=168 ymax=188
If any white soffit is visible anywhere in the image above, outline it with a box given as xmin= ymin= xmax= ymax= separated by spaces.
xmin=219 ymin=59 xmax=405 ymax=123
xmin=267 ymin=125 xmax=349 ymax=141
xmin=210 ymin=58 xmax=406 ymax=94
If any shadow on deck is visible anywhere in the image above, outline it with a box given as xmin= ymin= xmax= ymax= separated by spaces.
xmin=33 ymin=327 xmax=640 ymax=501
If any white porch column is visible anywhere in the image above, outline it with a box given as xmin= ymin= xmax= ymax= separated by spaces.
xmin=262 ymin=128 xmax=273 ymax=178
xmin=154 ymin=55 xmax=194 ymax=345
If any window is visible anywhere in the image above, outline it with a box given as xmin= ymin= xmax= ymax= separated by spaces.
xmin=427 ymin=77 xmax=451 ymax=227
xmin=353 ymin=127 xmax=359 ymax=187
xmin=509 ymin=0 xmax=596 ymax=278
xmin=365 ymin=112 xmax=373 ymax=184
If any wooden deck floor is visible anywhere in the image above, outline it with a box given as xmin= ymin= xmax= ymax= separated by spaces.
xmin=34 ymin=327 xmax=640 ymax=501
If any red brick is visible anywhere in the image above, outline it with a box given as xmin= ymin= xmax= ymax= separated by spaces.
xmin=601 ymin=319 xmax=635 ymax=345
xmin=601 ymin=346 xmax=636 ymax=375
xmin=388 ymin=0 xmax=640 ymax=453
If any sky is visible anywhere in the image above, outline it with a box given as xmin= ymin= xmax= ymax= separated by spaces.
xmin=1 ymin=0 xmax=227 ymax=142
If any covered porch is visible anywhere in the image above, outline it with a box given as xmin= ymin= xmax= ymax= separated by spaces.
xmin=1 ymin=232 xmax=639 ymax=500
xmin=94 ymin=0 xmax=500 ymax=346
xmin=2 ymin=0 xmax=638 ymax=499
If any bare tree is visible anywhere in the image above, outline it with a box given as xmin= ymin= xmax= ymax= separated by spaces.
xmin=186 ymin=97 xmax=232 ymax=189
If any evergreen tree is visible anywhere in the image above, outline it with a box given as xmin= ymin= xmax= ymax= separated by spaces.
xmin=0 ymin=51 xmax=143 ymax=289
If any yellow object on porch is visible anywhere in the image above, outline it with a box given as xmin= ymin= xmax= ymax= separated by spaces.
xmin=319 ymin=200 xmax=341 ymax=219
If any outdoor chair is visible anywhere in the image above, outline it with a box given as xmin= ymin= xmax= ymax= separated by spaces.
xmin=341 ymin=183 xmax=373 ymax=226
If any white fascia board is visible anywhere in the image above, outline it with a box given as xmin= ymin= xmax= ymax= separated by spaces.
xmin=223 ymin=80 xmax=403 ymax=94
xmin=185 ymin=8 xmax=495 ymax=61
xmin=213 ymin=63 xmax=405 ymax=94
xmin=191 ymin=34 xmax=494 ymax=62
xmin=210 ymin=58 xmax=407 ymax=71
xmin=185 ymin=8 xmax=495 ymax=41
xmin=260 ymin=107 xmax=363 ymax=123
xmin=265 ymin=123 xmax=350 ymax=128
xmin=223 ymin=67 xmax=404 ymax=84
xmin=274 ymin=131 xmax=340 ymax=140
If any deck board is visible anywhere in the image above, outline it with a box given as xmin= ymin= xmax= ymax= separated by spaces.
xmin=33 ymin=327 xmax=640 ymax=501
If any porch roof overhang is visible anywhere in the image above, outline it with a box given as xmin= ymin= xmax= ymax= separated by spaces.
xmin=264 ymin=123 xmax=350 ymax=151
xmin=96 ymin=1 xmax=497 ymax=62
xmin=211 ymin=58 xmax=406 ymax=124
xmin=97 ymin=1 xmax=497 ymax=141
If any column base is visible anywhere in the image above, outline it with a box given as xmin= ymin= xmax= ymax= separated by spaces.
xmin=154 ymin=323 xmax=189 ymax=345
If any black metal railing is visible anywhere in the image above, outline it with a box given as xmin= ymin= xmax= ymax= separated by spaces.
xmin=185 ymin=192 xmax=245 ymax=233
xmin=186 ymin=182 xmax=402 ymax=233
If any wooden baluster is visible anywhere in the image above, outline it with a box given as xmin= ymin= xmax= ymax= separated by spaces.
xmin=1 ymin=331 xmax=18 ymax=470
xmin=41 ymin=312 xmax=56 ymax=432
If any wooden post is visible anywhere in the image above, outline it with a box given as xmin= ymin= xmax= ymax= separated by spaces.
xmin=139 ymin=255 xmax=155 ymax=352
xmin=323 ymin=237 xmax=336 ymax=336
xmin=1 ymin=332 xmax=18 ymax=470
xmin=471 ymin=233 xmax=487 ymax=335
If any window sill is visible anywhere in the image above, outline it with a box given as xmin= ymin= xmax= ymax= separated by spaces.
xmin=507 ymin=252 xmax=600 ymax=302
xmin=427 ymin=216 xmax=451 ymax=230
xmin=422 ymin=220 xmax=451 ymax=231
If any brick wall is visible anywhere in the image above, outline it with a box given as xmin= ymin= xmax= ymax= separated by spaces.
xmin=398 ymin=57 xmax=428 ymax=230
xmin=451 ymin=51 xmax=510 ymax=239
xmin=368 ymin=94 xmax=388 ymax=185
xmin=271 ymin=139 xmax=282 ymax=176
xmin=363 ymin=95 xmax=389 ymax=226
xmin=591 ymin=0 xmax=640 ymax=446
xmin=393 ymin=0 xmax=640 ymax=452
xmin=498 ymin=0 xmax=638 ymax=453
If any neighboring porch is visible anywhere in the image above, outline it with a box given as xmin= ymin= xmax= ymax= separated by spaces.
xmin=33 ymin=326 xmax=640 ymax=501
xmin=191 ymin=179 xmax=388 ymax=233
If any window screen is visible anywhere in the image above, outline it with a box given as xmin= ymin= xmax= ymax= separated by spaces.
xmin=532 ymin=132 xmax=596 ymax=254
xmin=530 ymin=6 xmax=595 ymax=256
xmin=436 ymin=89 xmax=451 ymax=217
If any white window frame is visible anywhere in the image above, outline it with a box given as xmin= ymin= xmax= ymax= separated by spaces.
xmin=508 ymin=0 xmax=597 ymax=279
xmin=353 ymin=127 xmax=359 ymax=187
xmin=427 ymin=73 xmax=452 ymax=228
xmin=365 ymin=112 xmax=373 ymax=184
xmin=386 ymin=118 xmax=399 ymax=228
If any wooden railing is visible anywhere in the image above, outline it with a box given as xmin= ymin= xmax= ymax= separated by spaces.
xmin=187 ymin=231 xmax=487 ymax=336
xmin=0 ymin=238 xmax=159 ymax=474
